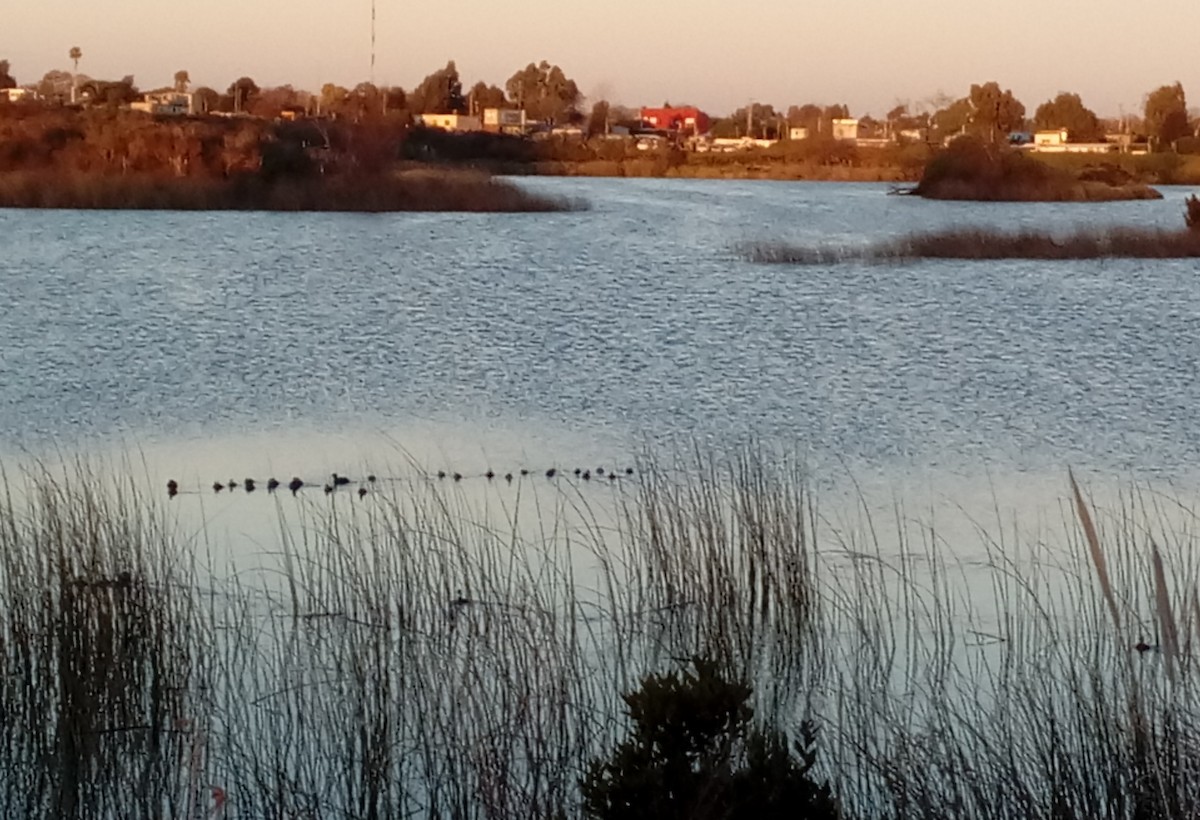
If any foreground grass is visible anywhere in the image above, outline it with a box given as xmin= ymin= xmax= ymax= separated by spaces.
xmin=1 ymin=455 xmax=1199 ymax=817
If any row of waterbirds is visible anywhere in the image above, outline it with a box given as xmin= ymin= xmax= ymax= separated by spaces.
xmin=166 ymin=465 xmax=638 ymax=499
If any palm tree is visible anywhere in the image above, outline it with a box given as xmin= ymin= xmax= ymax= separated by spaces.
xmin=68 ymin=46 xmax=81 ymax=103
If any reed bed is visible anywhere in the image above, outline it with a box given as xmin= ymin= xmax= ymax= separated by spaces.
xmin=741 ymin=226 xmax=1200 ymax=264
xmin=1 ymin=455 xmax=1200 ymax=818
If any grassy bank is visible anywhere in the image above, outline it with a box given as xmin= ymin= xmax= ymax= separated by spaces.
xmin=0 ymin=167 xmax=576 ymax=212
xmin=1 ymin=453 xmax=1199 ymax=817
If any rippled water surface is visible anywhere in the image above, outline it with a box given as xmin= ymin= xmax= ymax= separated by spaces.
xmin=3 ymin=179 xmax=1199 ymax=489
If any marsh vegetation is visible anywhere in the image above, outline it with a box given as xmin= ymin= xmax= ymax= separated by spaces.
xmin=2 ymin=453 xmax=1199 ymax=818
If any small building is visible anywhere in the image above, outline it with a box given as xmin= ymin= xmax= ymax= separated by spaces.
xmin=131 ymin=91 xmax=196 ymax=116
xmin=420 ymin=113 xmax=482 ymax=132
xmin=831 ymin=118 xmax=860 ymax=141
xmin=1034 ymin=128 xmax=1069 ymax=148
xmin=483 ymin=108 xmax=528 ymax=134
xmin=640 ymin=106 xmax=710 ymax=136
xmin=0 ymin=87 xmax=35 ymax=102
xmin=788 ymin=126 xmax=809 ymax=141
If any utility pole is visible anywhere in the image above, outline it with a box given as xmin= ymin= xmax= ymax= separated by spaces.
xmin=370 ymin=0 xmax=377 ymax=85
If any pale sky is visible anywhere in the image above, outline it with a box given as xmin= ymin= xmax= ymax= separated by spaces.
xmin=3 ymin=0 xmax=1197 ymax=118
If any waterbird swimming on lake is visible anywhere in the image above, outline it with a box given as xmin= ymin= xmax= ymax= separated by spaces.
xmin=582 ymin=470 xmax=591 ymax=481
xmin=453 ymin=472 xmax=463 ymax=482
xmin=574 ymin=468 xmax=582 ymax=477
xmin=167 ymin=479 xmax=178 ymax=498
xmin=520 ymin=468 xmax=529 ymax=476
xmin=505 ymin=473 xmax=513 ymax=484
xmin=626 ymin=467 xmax=635 ymax=475
xmin=485 ymin=470 xmax=495 ymax=480
xmin=212 ymin=482 xmax=224 ymax=494
xmin=332 ymin=473 xmax=350 ymax=487
xmin=323 ymin=483 xmax=334 ymax=495
xmin=267 ymin=478 xmax=280 ymax=492
xmin=288 ymin=477 xmax=304 ymax=495
xmin=546 ymin=468 xmax=557 ymax=478
xmin=244 ymin=478 xmax=256 ymax=493
xmin=437 ymin=470 xmax=447 ymax=480
xmin=596 ymin=467 xmax=605 ymax=476
xmin=367 ymin=474 xmax=377 ymax=483
xmin=357 ymin=487 xmax=368 ymax=499
xmin=227 ymin=479 xmax=238 ymax=491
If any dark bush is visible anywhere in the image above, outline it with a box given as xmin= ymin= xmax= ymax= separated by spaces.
xmin=581 ymin=657 xmax=839 ymax=820
xmin=1187 ymin=195 xmax=1200 ymax=232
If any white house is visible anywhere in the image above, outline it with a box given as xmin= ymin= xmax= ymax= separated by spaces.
xmin=131 ymin=91 xmax=196 ymax=116
xmin=831 ymin=118 xmax=860 ymax=141
xmin=420 ymin=113 xmax=482 ymax=132
xmin=0 ymin=87 xmax=35 ymax=102
xmin=788 ymin=126 xmax=809 ymax=141
xmin=483 ymin=108 xmax=528 ymax=134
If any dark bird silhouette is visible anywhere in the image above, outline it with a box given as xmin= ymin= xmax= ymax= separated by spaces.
xmin=582 ymin=470 xmax=591 ymax=481
xmin=227 ymin=479 xmax=238 ymax=491
xmin=323 ymin=484 xmax=334 ymax=495
xmin=546 ymin=468 xmax=557 ymax=478
xmin=485 ymin=469 xmax=495 ymax=480
xmin=332 ymin=473 xmax=351 ymax=487
xmin=626 ymin=467 xmax=635 ymax=475
xmin=520 ymin=469 xmax=529 ymax=476
xmin=453 ymin=472 xmax=463 ymax=482
xmin=212 ymin=482 xmax=224 ymax=494
xmin=437 ymin=470 xmax=447 ymax=480
xmin=609 ymin=473 xmax=618 ymax=482
xmin=357 ymin=487 xmax=368 ymax=499
xmin=166 ymin=480 xmax=178 ymax=499
xmin=505 ymin=473 xmax=513 ymax=484
xmin=244 ymin=478 xmax=256 ymax=493
xmin=596 ymin=467 xmax=605 ymax=476
xmin=574 ymin=468 xmax=582 ymax=476
xmin=267 ymin=478 xmax=280 ymax=493
xmin=288 ymin=477 xmax=304 ymax=496
xmin=367 ymin=474 xmax=377 ymax=483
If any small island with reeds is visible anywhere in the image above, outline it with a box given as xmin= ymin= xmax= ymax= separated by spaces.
xmin=745 ymin=194 xmax=1200 ymax=263
xmin=904 ymin=136 xmax=1162 ymax=202
xmin=0 ymin=107 xmax=576 ymax=212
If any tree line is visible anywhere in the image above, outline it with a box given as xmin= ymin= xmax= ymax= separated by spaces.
xmin=1 ymin=55 xmax=1196 ymax=149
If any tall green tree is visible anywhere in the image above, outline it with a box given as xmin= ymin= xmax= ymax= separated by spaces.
xmin=467 ymin=81 xmax=506 ymax=114
xmin=0 ymin=60 xmax=16 ymax=90
xmin=1033 ymin=92 xmax=1101 ymax=141
xmin=410 ymin=61 xmax=464 ymax=114
xmin=174 ymin=70 xmax=190 ymax=93
xmin=227 ymin=76 xmax=260 ymax=113
xmin=505 ymin=60 xmax=580 ymax=124
xmin=968 ymin=81 xmax=1025 ymax=142
xmin=932 ymin=97 xmax=974 ymax=140
xmin=586 ymin=99 xmax=610 ymax=138
xmin=1144 ymin=82 xmax=1189 ymax=147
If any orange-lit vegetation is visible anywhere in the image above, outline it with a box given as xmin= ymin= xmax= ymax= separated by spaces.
xmin=0 ymin=107 xmax=573 ymax=211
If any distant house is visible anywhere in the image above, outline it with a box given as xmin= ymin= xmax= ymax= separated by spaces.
xmin=1032 ymin=128 xmax=1115 ymax=154
xmin=788 ymin=126 xmax=809 ymax=141
xmin=131 ymin=91 xmax=196 ymax=116
xmin=420 ymin=113 xmax=482 ymax=132
xmin=482 ymin=108 xmax=528 ymax=134
xmin=640 ymin=106 xmax=710 ymax=136
xmin=0 ymin=87 xmax=35 ymax=102
xmin=831 ymin=118 xmax=860 ymax=141
xmin=1034 ymin=128 xmax=1068 ymax=148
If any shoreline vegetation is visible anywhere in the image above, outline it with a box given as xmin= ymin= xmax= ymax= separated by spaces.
xmin=0 ymin=107 xmax=577 ymax=212
xmin=902 ymin=136 xmax=1162 ymax=202
xmin=2 ymin=454 xmax=1199 ymax=817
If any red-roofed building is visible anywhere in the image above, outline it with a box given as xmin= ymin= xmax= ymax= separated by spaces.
xmin=640 ymin=106 xmax=710 ymax=136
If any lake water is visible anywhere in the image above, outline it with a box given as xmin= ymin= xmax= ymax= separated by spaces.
xmin=3 ymin=179 xmax=1200 ymax=524
xmin=5 ymin=178 xmax=1199 ymax=818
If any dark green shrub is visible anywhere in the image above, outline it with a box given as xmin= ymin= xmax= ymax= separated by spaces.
xmin=1187 ymin=194 xmax=1200 ymax=232
xmin=581 ymin=657 xmax=839 ymax=820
